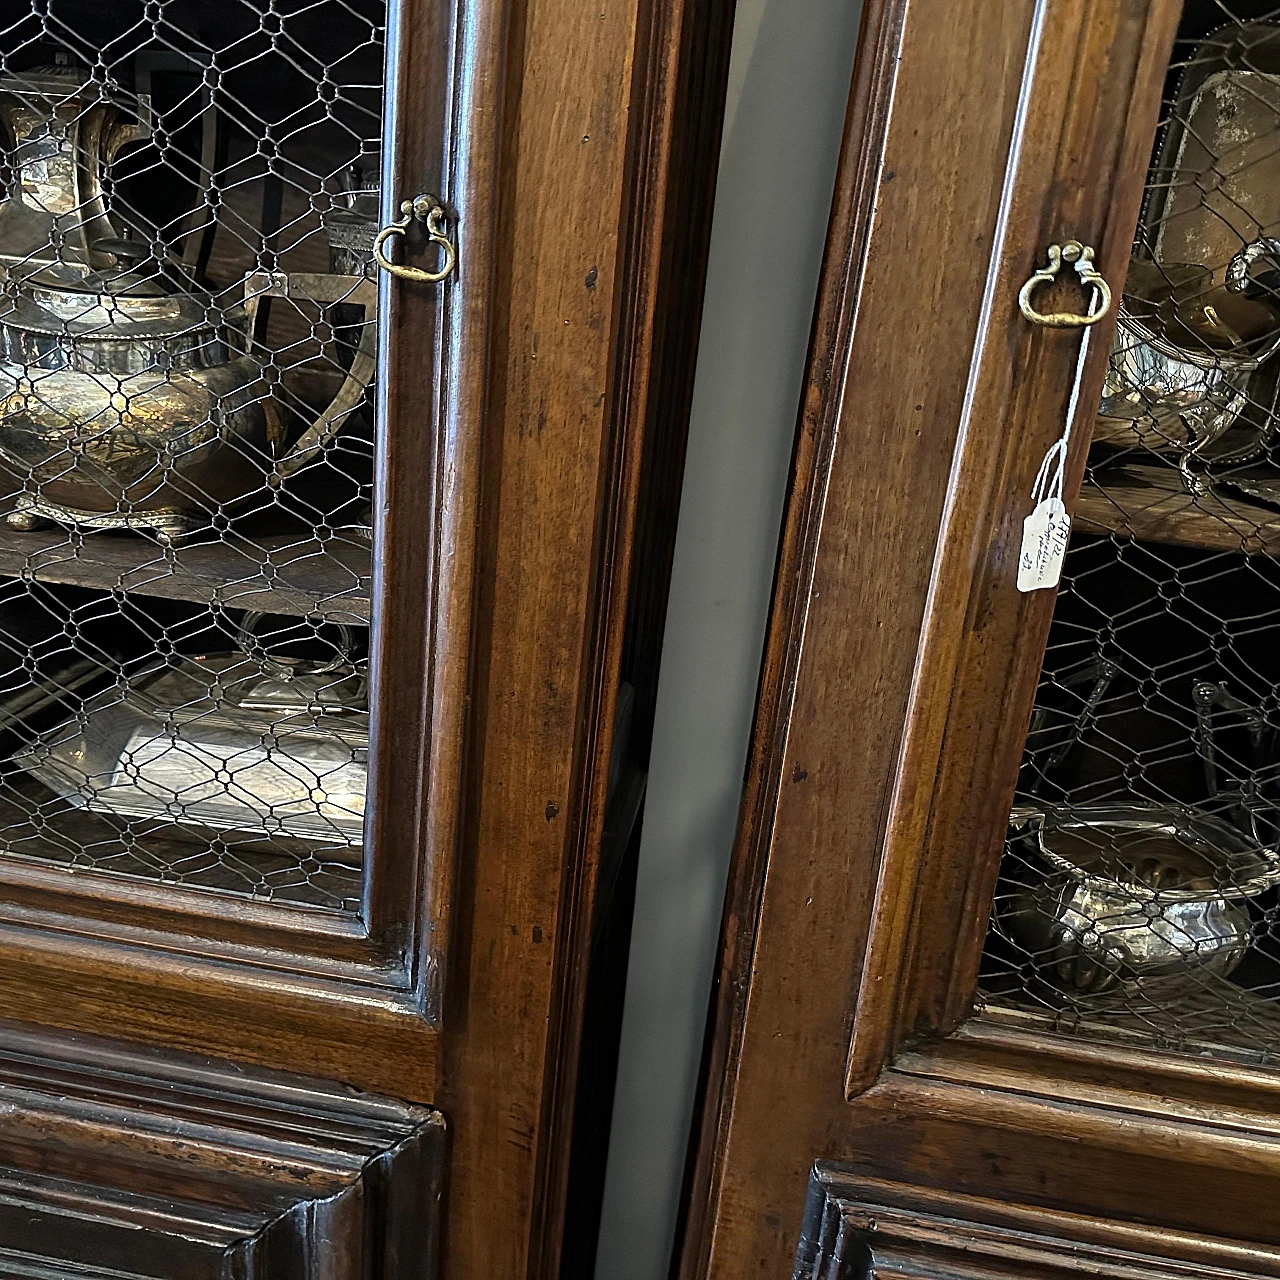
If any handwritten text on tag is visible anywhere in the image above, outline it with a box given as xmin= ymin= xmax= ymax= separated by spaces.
xmin=1017 ymin=496 xmax=1071 ymax=592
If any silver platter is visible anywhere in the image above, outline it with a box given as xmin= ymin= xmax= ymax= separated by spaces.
xmin=16 ymin=653 xmax=368 ymax=844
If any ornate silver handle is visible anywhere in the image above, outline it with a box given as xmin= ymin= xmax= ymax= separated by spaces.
xmin=373 ymin=193 xmax=456 ymax=284
xmin=238 ymin=611 xmax=356 ymax=680
xmin=1226 ymin=237 xmax=1280 ymax=294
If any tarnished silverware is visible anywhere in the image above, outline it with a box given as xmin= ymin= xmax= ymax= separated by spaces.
xmin=16 ymin=616 xmax=369 ymax=844
xmin=1099 ymin=251 xmax=1280 ymax=455
xmin=0 ymin=69 xmax=379 ymax=542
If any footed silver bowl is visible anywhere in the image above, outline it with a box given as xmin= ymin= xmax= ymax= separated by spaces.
xmin=1002 ymin=803 xmax=1280 ymax=994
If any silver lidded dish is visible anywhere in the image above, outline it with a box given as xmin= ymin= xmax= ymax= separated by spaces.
xmin=1002 ymin=803 xmax=1280 ymax=994
xmin=16 ymin=647 xmax=368 ymax=845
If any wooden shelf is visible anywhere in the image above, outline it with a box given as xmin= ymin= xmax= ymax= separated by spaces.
xmin=0 ymin=516 xmax=372 ymax=622
xmin=1074 ymin=465 xmax=1280 ymax=555
xmin=981 ymin=977 xmax=1280 ymax=1068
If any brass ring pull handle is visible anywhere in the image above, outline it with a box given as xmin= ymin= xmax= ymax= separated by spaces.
xmin=373 ymin=193 xmax=456 ymax=283
xmin=1018 ymin=240 xmax=1112 ymax=328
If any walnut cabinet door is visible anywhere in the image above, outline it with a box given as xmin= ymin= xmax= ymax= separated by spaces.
xmin=675 ymin=2 xmax=1280 ymax=1278
xmin=0 ymin=1 xmax=731 ymax=1277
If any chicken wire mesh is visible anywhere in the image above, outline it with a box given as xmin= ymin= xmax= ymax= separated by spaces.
xmin=981 ymin=1 xmax=1280 ymax=1060
xmin=0 ymin=1 xmax=389 ymax=912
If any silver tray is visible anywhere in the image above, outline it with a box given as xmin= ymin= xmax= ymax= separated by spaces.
xmin=15 ymin=653 xmax=368 ymax=843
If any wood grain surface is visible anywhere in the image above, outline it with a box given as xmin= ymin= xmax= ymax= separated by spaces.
xmin=434 ymin=0 xmax=732 ymax=1265
xmin=676 ymin=1 xmax=1184 ymax=1276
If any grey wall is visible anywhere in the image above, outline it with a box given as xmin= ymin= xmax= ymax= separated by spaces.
xmin=593 ymin=2 xmax=864 ymax=1276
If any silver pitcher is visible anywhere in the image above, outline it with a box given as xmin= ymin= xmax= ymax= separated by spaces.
xmin=0 ymin=67 xmax=377 ymax=542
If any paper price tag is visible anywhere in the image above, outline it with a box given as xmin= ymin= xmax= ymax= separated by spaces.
xmin=1017 ymin=496 xmax=1071 ymax=593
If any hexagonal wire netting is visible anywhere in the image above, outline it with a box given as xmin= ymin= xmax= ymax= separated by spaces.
xmin=0 ymin=2 xmax=388 ymax=912
xmin=980 ymin=2 xmax=1280 ymax=1061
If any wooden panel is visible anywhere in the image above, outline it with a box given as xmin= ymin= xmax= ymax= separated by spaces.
xmin=434 ymin=0 xmax=655 ymax=1264
xmin=828 ymin=1028 xmax=1280 ymax=1250
xmin=858 ymin=0 xmax=1178 ymax=1083
xmin=428 ymin=0 xmax=736 ymax=1271
xmin=677 ymin=1 xmax=1182 ymax=1276
xmin=797 ymin=1163 xmax=1280 ymax=1280
xmin=359 ymin=0 xmax=454 ymax=971
xmin=535 ymin=0 xmax=738 ymax=1267
xmin=0 ymin=1020 xmax=443 ymax=1280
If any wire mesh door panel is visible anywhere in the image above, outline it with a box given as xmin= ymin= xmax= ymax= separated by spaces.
xmin=980 ymin=0 xmax=1280 ymax=1063
xmin=0 ymin=2 xmax=393 ymax=916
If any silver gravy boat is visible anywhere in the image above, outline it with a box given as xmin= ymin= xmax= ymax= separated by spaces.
xmin=1098 ymin=247 xmax=1280 ymax=457
xmin=0 ymin=67 xmax=377 ymax=542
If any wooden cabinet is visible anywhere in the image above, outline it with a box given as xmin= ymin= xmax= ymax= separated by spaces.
xmin=0 ymin=1 xmax=731 ymax=1276
xmin=675 ymin=1 xmax=1280 ymax=1276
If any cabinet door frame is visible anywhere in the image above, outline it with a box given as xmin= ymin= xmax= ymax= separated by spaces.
xmin=0 ymin=0 xmax=466 ymax=1096
xmin=795 ymin=1163 xmax=1280 ymax=1280
xmin=0 ymin=5 xmax=733 ymax=1277
xmin=665 ymin=1 xmax=1280 ymax=1276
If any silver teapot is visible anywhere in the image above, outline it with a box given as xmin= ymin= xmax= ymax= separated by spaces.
xmin=0 ymin=67 xmax=377 ymax=542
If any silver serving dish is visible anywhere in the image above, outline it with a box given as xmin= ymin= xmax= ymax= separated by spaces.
xmin=325 ymin=156 xmax=382 ymax=277
xmin=16 ymin=652 xmax=368 ymax=843
xmin=1003 ymin=804 xmax=1280 ymax=994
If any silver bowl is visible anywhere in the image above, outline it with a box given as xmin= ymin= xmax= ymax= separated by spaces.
xmin=1098 ymin=253 xmax=1280 ymax=456
xmin=1002 ymin=804 xmax=1280 ymax=994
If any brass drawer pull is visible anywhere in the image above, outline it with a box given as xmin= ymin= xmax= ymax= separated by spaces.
xmin=373 ymin=193 xmax=457 ymax=283
xmin=1018 ymin=240 xmax=1111 ymax=328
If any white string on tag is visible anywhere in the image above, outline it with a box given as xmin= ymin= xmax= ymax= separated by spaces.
xmin=1017 ymin=285 xmax=1102 ymax=594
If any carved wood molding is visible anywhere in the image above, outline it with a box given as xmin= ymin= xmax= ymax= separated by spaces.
xmin=796 ymin=1164 xmax=1280 ymax=1280
xmin=906 ymin=1016 xmax=1280 ymax=1140
xmin=0 ymin=1021 xmax=444 ymax=1279
xmin=820 ymin=1043 xmax=1280 ymax=1252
